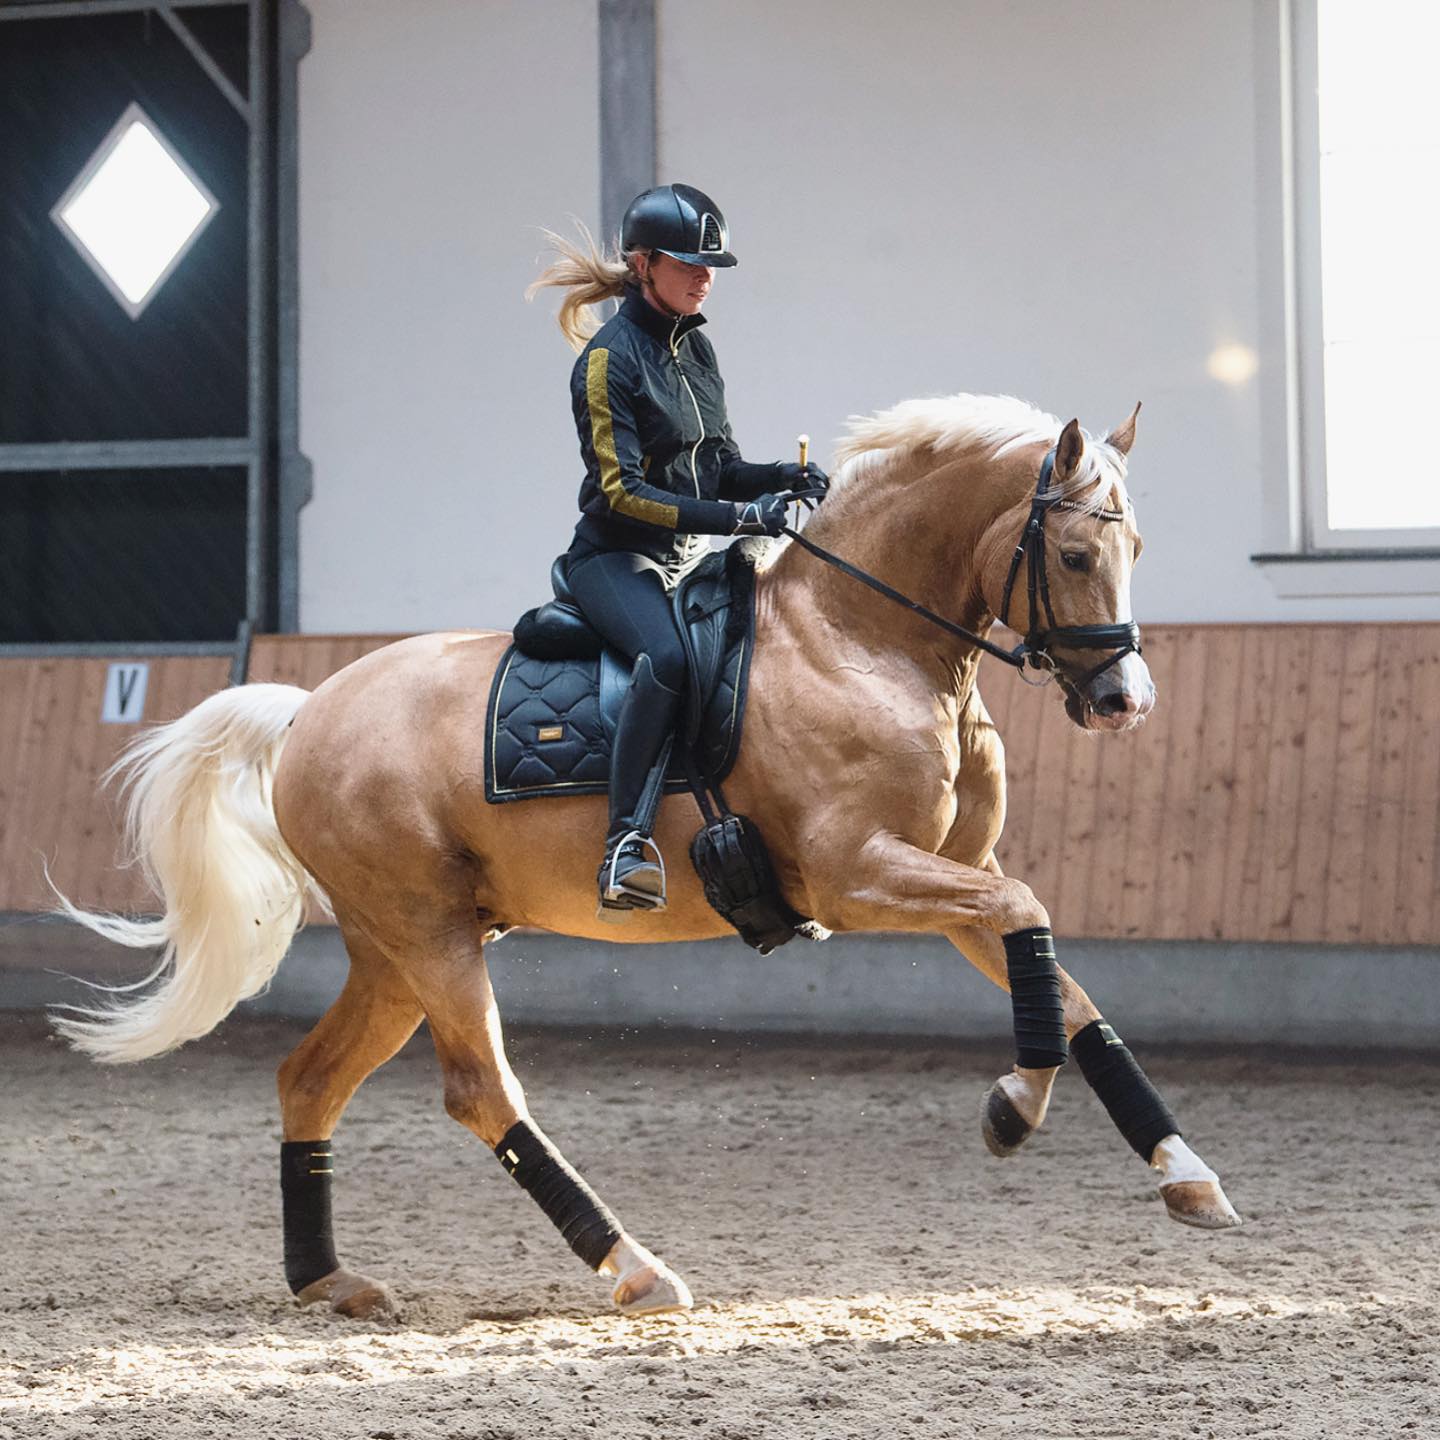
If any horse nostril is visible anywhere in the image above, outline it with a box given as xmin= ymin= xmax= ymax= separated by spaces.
xmin=1092 ymin=691 xmax=1136 ymax=718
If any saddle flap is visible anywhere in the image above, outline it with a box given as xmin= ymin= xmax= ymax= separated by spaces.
xmin=673 ymin=553 xmax=735 ymax=745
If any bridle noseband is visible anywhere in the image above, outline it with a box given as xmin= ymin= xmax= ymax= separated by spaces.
xmin=780 ymin=445 xmax=1142 ymax=688
xmin=996 ymin=448 xmax=1141 ymax=687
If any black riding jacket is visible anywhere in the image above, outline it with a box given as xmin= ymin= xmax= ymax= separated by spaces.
xmin=570 ymin=288 xmax=783 ymax=565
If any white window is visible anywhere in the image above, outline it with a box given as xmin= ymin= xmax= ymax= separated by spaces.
xmin=51 ymin=103 xmax=219 ymax=321
xmin=1295 ymin=0 xmax=1440 ymax=550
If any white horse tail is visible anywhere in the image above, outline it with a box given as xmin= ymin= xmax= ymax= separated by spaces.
xmin=51 ymin=682 xmax=322 ymax=1064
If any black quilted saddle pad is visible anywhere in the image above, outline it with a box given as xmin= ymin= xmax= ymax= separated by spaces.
xmin=484 ymin=552 xmax=756 ymax=804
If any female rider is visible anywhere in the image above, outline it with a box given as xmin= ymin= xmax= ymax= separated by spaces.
xmin=530 ymin=183 xmax=826 ymax=918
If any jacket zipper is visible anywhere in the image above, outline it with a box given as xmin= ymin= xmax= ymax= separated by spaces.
xmin=670 ymin=320 xmax=704 ymax=498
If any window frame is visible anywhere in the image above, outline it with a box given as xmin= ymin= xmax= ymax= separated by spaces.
xmin=1291 ymin=0 xmax=1440 ymax=552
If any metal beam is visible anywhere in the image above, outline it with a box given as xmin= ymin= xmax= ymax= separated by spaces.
xmin=228 ymin=617 xmax=253 ymax=684
xmin=158 ymin=5 xmax=250 ymax=121
xmin=598 ymin=0 xmax=656 ymax=246
xmin=275 ymin=0 xmax=313 ymax=631
xmin=245 ymin=0 xmax=271 ymax=630
xmin=0 ymin=641 xmax=237 ymax=658
xmin=0 ymin=0 xmax=240 ymax=20
xmin=0 ymin=438 xmax=253 ymax=472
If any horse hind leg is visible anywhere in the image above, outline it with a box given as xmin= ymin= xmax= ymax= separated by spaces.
xmin=378 ymin=905 xmax=693 ymax=1316
xmin=276 ymin=915 xmax=425 ymax=1319
xmin=950 ymin=922 xmax=1242 ymax=1230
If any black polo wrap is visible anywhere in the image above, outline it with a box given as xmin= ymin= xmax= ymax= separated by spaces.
xmin=495 ymin=1120 xmax=624 ymax=1271
xmin=1072 ymin=1019 xmax=1180 ymax=1159
xmin=280 ymin=1139 xmax=339 ymax=1294
xmin=1003 ymin=926 xmax=1069 ymax=1069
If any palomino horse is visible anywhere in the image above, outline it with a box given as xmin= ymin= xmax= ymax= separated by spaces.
xmin=55 ymin=393 xmax=1239 ymax=1321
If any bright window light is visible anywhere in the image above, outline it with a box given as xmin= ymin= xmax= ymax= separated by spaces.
xmin=51 ymin=103 xmax=219 ymax=320
xmin=1317 ymin=2 xmax=1440 ymax=531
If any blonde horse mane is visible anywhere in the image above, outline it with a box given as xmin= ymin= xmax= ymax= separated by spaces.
xmin=830 ymin=393 xmax=1130 ymax=516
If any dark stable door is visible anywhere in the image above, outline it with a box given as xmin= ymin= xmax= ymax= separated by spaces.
xmin=0 ymin=7 xmax=251 ymax=643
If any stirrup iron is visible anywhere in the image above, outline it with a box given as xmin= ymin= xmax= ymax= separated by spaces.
xmin=598 ymin=829 xmax=668 ymax=915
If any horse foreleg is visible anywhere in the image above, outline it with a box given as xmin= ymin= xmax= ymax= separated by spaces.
xmin=949 ymin=920 xmax=1099 ymax=1155
xmin=951 ymin=911 xmax=1240 ymax=1230
xmin=380 ymin=913 xmax=693 ymax=1316
xmin=810 ymin=838 xmax=1070 ymax=1156
xmin=276 ymin=918 xmax=425 ymax=1319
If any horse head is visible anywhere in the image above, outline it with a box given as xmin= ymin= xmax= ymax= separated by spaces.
xmin=976 ymin=405 xmax=1154 ymax=733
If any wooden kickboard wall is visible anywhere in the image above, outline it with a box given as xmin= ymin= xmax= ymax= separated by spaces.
xmin=0 ymin=625 xmax=1435 ymax=947
xmin=986 ymin=623 xmax=1439 ymax=947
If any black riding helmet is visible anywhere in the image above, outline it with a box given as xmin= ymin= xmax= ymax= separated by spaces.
xmin=621 ymin=182 xmax=738 ymax=268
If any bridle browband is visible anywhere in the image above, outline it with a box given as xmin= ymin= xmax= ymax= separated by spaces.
xmin=780 ymin=446 xmax=1142 ymax=687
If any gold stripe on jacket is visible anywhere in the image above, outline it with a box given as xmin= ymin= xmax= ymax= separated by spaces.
xmin=586 ymin=348 xmax=680 ymax=529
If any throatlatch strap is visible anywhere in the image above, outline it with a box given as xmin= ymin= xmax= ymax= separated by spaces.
xmin=495 ymin=1120 xmax=623 ymax=1271
xmin=280 ymin=1139 xmax=339 ymax=1294
xmin=1071 ymin=1019 xmax=1180 ymax=1160
xmin=1002 ymin=927 xmax=1069 ymax=1069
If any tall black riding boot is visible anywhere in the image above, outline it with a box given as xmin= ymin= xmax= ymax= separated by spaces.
xmin=598 ymin=653 xmax=682 ymax=918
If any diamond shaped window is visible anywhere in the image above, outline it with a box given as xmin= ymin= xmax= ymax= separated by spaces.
xmin=51 ymin=103 xmax=220 ymax=320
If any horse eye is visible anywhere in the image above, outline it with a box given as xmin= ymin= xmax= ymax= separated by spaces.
xmin=1060 ymin=551 xmax=1089 ymax=572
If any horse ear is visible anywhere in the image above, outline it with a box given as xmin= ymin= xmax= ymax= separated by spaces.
xmin=1055 ymin=418 xmax=1084 ymax=482
xmin=1105 ymin=401 xmax=1141 ymax=456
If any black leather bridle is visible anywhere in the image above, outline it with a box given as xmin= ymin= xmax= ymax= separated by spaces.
xmin=996 ymin=448 xmax=1141 ymax=687
xmin=779 ymin=445 xmax=1142 ymax=687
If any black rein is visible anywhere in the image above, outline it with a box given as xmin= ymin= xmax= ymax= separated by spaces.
xmin=778 ymin=445 xmax=1142 ymax=686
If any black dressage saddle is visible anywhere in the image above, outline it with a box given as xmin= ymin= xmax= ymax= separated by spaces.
xmin=484 ymin=544 xmax=758 ymax=804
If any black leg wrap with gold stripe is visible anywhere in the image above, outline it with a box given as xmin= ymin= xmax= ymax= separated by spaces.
xmin=495 ymin=1120 xmax=623 ymax=1271
xmin=1072 ymin=1019 xmax=1179 ymax=1159
xmin=1003 ymin=926 xmax=1069 ymax=1069
xmin=281 ymin=1140 xmax=339 ymax=1294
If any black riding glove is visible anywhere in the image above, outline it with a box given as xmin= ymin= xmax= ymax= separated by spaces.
xmin=775 ymin=461 xmax=830 ymax=496
xmin=775 ymin=461 xmax=829 ymax=511
xmin=731 ymin=493 xmax=791 ymax=537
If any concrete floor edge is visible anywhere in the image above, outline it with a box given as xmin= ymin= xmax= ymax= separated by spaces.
xmin=2 ymin=915 xmax=1436 ymax=1050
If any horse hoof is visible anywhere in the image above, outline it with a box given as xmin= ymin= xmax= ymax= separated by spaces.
xmin=296 ymin=1267 xmax=397 ymax=1320
xmin=612 ymin=1262 xmax=694 ymax=1317
xmin=1161 ymin=1179 xmax=1243 ymax=1230
xmin=980 ymin=1081 xmax=1035 ymax=1157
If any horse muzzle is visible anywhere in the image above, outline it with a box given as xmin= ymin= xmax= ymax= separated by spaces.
xmin=1068 ymin=651 xmax=1155 ymax=733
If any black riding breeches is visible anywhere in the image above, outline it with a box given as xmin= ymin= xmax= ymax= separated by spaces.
xmin=564 ymin=545 xmax=688 ymax=690
xmin=565 ymin=544 xmax=688 ymax=842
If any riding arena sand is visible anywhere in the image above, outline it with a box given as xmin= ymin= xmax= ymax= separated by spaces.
xmin=1 ymin=1009 xmax=1435 ymax=1439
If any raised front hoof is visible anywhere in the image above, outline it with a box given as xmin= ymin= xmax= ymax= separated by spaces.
xmin=295 ymin=1266 xmax=397 ymax=1320
xmin=611 ymin=1262 xmax=694 ymax=1317
xmin=981 ymin=1081 xmax=1035 ymax=1158
xmin=1161 ymin=1180 xmax=1243 ymax=1230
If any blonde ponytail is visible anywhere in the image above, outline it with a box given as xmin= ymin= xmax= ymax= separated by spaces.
xmin=527 ymin=221 xmax=635 ymax=351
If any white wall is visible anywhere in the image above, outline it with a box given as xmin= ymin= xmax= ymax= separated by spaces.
xmin=657 ymin=0 xmax=1438 ymax=623
xmin=298 ymin=0 xmax=598 ymax=633
xmin=297 ymin=0 xmax=1439 ymax=630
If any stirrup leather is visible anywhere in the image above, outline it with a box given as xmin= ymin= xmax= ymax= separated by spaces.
xmin=599 ymin=830 xmax=667 ymax=912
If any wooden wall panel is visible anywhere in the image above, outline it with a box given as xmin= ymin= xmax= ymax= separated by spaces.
xmin=3 ymin=625 xmax=1439 ymax=948
xmin=245 ymin=633 xmax=405 ymax=690
xmin=0 ymin=657 xmax=231 ymax=915
xmin=994 ymin=623 xmax=1440 ymax=946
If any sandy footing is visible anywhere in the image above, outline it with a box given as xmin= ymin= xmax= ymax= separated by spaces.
xmin=1 ymin=1010 xmax=1435 ymax=1439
